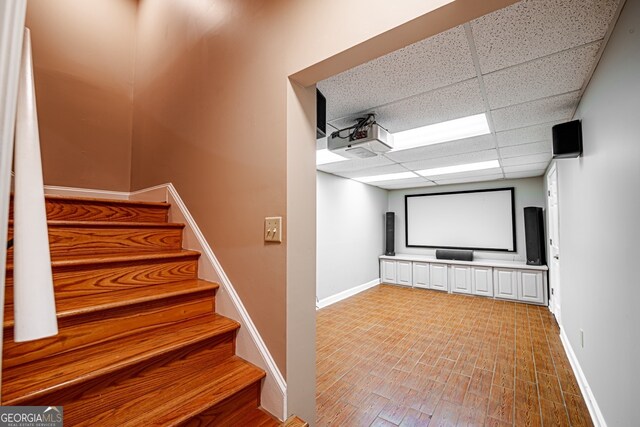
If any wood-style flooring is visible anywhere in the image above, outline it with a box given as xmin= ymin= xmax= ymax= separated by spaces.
xmin=316 ymin=285 xmax=592 ymax=427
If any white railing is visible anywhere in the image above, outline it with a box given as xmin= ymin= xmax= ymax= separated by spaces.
xmin=12 ymin=28 xmax=58 ymax=342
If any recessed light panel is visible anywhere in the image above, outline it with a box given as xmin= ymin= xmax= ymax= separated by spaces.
xmin=416 ymin=160 xmax=501 ymax=177
xmin=393 ymin=113 xmax=491 ymax=151
xmin=316 ymin=149 xmax=348 ymax=165
xmin=354 ymin=171 xmax=419 ymax=183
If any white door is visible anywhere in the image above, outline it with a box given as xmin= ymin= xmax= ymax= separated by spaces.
xmin=397 ymin=261 xmax=412 ymax=286
xmin=472 ymin=267 xmax=493 ymax=297
xmin=518 ymin=271 xmax=544 ymax=304
xmin=381 ymin=260 xmax=397 ymax=284
xmin=413 ymin=262 xmax=430 ymax=289
xmin=430 ymin=263 xmax=448 ymax=291
xmin=494 ymin=269 xmax=518 ymax=300
xmin=451 ymin=266 xmax=472 ymax=294
xmin=547 ymin=164 xmax=561 ymax=323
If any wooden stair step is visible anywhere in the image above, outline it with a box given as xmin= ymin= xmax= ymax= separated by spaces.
xmin=10 ymin=195 xmax=170 ymax=223
xmin=8 ymin=220 xmax=184 ymax=257
xmin=2 ymin=313 xmax=240 ymax=406
xmin=231 ymin=408 xmax=281 ymax=427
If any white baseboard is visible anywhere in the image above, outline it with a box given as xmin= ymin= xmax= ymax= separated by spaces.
xmin=43 ymin=184 xmax=287 ymax=421
xmin=559 ymin=327 xmax=607 ymax=427
xmin=317 ymin=278 xmax=380 ymax=309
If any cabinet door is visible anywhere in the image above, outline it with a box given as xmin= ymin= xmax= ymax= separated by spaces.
xmin=451 ymin=265 xmax=472 ymax=294
xmin=494 ymin=268 xmax=518 ymax=300
xmin=519 ymin=271 xmax=545 ymax=304
xmin=430 ymin=263 xmax=448 ymax=292
xmin=381 ymin=260 xmax=397 ymax=284
xmin=472 ymin=267 xmax=494 ymax=297
xmin=397 ymin=261 xmax=413 ymax=286
xmin=413 ymin=262 xmax=430 ymax=289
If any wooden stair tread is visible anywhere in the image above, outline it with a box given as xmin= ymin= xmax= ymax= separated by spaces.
xmin=5 ymin=249 xmax=200 ymax=271
xmin=73 ymin=355 xmax=265 ymax=427
xmin=2 ymin=313 xmax=240 ymax=405
xmin=234 ymin=408 xmax=281 ymax=426
xmin=42 ymin=194 xmax=171 ymax=208
xmin=14 ymin=220 xmax=185 ymax=228
xmin=3 ymin=279 xmax=219 ymax=328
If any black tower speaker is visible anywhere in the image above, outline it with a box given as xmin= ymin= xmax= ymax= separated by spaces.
xmin=524 ymin=207 xmax=545 ymax=265
xmin=552 ymin=120 xmax=582 ymax=158
xmin=385 ymin=212 xmax=395 ymax=256
xmin=316 ymin=89 xmax=326 ymax=138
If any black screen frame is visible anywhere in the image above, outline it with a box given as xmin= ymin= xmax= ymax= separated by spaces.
xmin=404 ymin=187 xmax=517 ymax=252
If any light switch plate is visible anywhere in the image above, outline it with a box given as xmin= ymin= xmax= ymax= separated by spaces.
xmin=265 ymin=217 xmax=282 ymax=243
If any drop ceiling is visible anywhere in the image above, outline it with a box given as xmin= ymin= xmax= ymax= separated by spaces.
xmin=316 ymin=0 xmax=623 ymax=189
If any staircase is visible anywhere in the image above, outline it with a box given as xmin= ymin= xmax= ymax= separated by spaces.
xmin=4 ymin=195 xmax=280 ymax=426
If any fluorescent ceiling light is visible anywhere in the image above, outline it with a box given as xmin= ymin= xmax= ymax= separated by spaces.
xmin=354 ymin=171 xmax=418 ymax=183
xmin=316 ymin=149 xmax=348 ymax=165
xmin=416 ymin=160 xmax=501 ymax=177
xmin=392 ymin=113 xmax=491 ymax=151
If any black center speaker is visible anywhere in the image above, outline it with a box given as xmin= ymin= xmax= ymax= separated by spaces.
xmin=524 ymin=207 xmax=546 ymax=265
xmin=385 ymin=212 xmax=395 ymax=256
xmin=552 ymin=120 xmax=582 ymax=158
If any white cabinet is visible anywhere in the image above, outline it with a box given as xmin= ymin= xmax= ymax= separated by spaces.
xmin=472 ymin=267 xmax=494 ymax=297
xmin=451 ymin=265 xmax=472 ymax=294
xmin=430 ymin=263 xmax=448 ymax=292
xmin=519 ymin=271 xmax=545 ymax=304
xmin=494 ymin=268 xmax=518 ymax=300
xmin=412 ymin=262 xmax=430 ymax=289
xmin=397 ymin=261 xmax=413 ymax=286
xmin=381 ymin=259 xmax=397 ymax=284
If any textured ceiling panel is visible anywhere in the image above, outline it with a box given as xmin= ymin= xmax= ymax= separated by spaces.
xmin=433 ymin=173 xmax=504 ymax=186
xmin=500 ymin=140 xmax=552 ymax=158
xmin=504 ymin=169 xmax=547 ymax=179
xmin=334 ymin=164 xmax=409 ymax=179
xmin=318 ymin=25 xmax=476 ymax=121
xmin=376 ymin=180 xmax=436 ymax=190
xmin=496 ymin=121 xmax=562 ymax=147
xmin=385 ymin=134 xmax=496 ymax=163
xmin=501 ymin=153 xmax=552 ymax=167
xmin=491 ymin=91 xmax=581 ymax=132
xmin=483 ymin=43 xmax=601 ymax=109
xmin=368 ymin=177 xmax=432 ymax=188
xmin=402 ymin=149 xmax=499 ymax=171
xmin=328 ymin=79 xmax=485 ymax=133
xmin=470 ymin=0 xmax=619 ymax=73
xmin=503 ymin=162 xmax=551 ymax=173
xmin=316 ymin=155 xmax=394 ymax=173
xmin=425 ymin=167 xmax=503 ymax=182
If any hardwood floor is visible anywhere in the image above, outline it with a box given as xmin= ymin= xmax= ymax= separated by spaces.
xmin=316 ymin=285 xmax=591 ymax=427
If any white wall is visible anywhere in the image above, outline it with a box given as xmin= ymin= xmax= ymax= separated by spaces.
xmin=552 ymin=0 xmax=640 ymax=424
xmin=388 ymin=177 xmax=545 ymax=262
xmin=316 ymin=171 xmax=388 ymax=301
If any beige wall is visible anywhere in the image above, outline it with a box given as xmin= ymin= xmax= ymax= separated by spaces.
xmin=26 ymin=0 xmax=136 ymax=191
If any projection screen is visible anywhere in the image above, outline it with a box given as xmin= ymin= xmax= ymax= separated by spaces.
xmin=405 ymin=188 xmax=516 ymax=252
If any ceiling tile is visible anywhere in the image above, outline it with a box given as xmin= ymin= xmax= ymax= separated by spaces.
xmin=376 ymin=180 xmax=437 ymax=190
xmin=433 ymin=173 xmax=504 ymax=186
xmin=318 ymin=25 xmax=476 ymax=121
xmin=483 ymin=43 xmax=601 ymax=109
xmin=402 ymin=149 xmax=499 ymax=171
xmin=503 ymin=162 xmax=550 ymax=173
xmin=496 ymin=121 xmax=562 ymax=147
xmin=334 ymin=164 xmax=408 ymax=179
xmin=504 ymin=170 xmax=547 ymax=179
xmin=426 ymin=167 xmax=503 ymax=182
xmin=501 ymin=153 xmax=552 ymax=167
xmin=491 ymin=91 xmax=581 ymax=132
xmin=369 ymin=177 xmax=432 ymax=188
xmin=328 ymin=78 xmax=485 ymax=133
xmin=470 ymin=0 xmax=619 ymax=73
xmin=316 ymin=155 xmax=394 ymax=173
xmin=385 ymin=134 xmax=496 ymax=163
xmin=499 ymin=140 xmax=552 ymax=158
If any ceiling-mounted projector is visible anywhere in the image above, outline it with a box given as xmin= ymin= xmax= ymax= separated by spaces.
xmin=328 ymin=114 xmax=393 ymax=159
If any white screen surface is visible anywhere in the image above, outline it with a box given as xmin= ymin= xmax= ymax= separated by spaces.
xmin=406 ymin=189 xmax=515 ymax=251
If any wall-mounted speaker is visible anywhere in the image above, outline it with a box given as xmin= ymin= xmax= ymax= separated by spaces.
xmin=524 ymin=207 xmax=546 ymax=265
xmin=385 ymin=212 xmax=395 ymax=256
xmin=316 ymin=89 xmax=326 ymax=139
xmin=552 ymin=120 xmax=582 ymax=159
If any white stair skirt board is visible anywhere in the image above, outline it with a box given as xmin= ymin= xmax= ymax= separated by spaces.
xmin=559 ymin=327 xmax=606 ymax=427
xmin=317 ymin=278 xmax=381 ymax=309
xmin=44 ymin=184 xmax=287 ymax=421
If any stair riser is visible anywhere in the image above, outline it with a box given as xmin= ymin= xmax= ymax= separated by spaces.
xmin=5 ymin=257 xmax=199 ymax=301
xmin=10 ymin=199 xmax=169 ymax=223
xmin=179 ymin=382 xmax=261 ymax=427
xmin=3 ymin=292 xmax=215 ymax=368
xmin=15 ymin=333 xmax=237 ymax=416
xmin=7 ymin=224 xmax=183 ymax=257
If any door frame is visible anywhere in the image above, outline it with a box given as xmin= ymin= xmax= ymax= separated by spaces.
xmin=546 ymin=162 xmax=561 ymax=324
